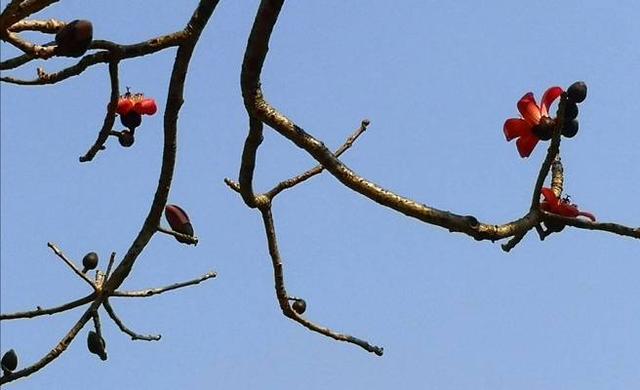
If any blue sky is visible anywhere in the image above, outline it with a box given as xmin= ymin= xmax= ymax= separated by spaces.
xmin=1 ymin=1 xmax=639 ymax=389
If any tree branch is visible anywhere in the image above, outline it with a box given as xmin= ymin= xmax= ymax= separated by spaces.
xmin=104 ymin=299 xmax=161 ymax=341
xmin=0 ymin=293 xmax=95 ymax=321
xmin=47 ymin=242 xmax=97 ymax=290
xmin=259 ymin=206 xmax=384 ymax=355
xmin=111 ymin=271 xmax=217 ymax=298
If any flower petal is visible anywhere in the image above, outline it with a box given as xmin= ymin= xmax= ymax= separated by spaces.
xmin=540 ymin=86 xmax=564 ymax=116
xmin=540 ymin=187 xmax=558 ymax=204
xmin=503 ymin=118 xmax=531 ymax=141
xmin=577 ymin=211 xmax=596 ymax=222
xmin=516 ymin=134 xmax=539 ymax=158
xmin=517 ymin=92 xmax=541 ymax=125
xmin=116 ymin=98 xmax=133 ymax=115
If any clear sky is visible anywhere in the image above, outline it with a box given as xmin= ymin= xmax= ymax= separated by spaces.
xmin=1 ymin=1 xmax=639 ymax=389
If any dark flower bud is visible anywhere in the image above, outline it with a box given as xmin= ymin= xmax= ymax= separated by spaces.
xmin=1 ymin=349 xmax=18 ymax=373
xmin=562 ymin=119 xmax=579 ymax=138
xmin=118 ymin=130 xmax=135 ymax=147
xmin=87 ymin=331 xmax=107 ymax=361
xmin=120 ymin=111 xmax=142 ymax=131
xmin=544 ymin=220 xmax=565 ymax=233
xmin=165 ymin=205 xmax=195 ymax=243
xmin=532 ymin=116 xmax=555 ymax=141
xmin=292 ymin=299 xmax=307 ymax=315
xmin=564 ymin=101 xmax=579 ymax=120
xmin=567 ymin=81 xmax=587 ymax=103
xmin=82 ymin=252 xmax=99 ymax=273
xmin=55 ymin=20 xmax=93 ymax=58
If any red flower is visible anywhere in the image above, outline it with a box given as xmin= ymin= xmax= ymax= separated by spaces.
xmin=540 ymin=187 xmax=596 ymax=221
xmin=504 ymin=86 xmax=563 ymax=158
xmin=116 ymin=91 xmax=157 ymax=116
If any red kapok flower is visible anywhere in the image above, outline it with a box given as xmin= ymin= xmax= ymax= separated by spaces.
xmin=504 ymin=86 xmax=563 ymax=158
xmin=116 ymin=91 xmax=157 ymax=116
xmin=540 ymin=187 xmax=596 ymax=221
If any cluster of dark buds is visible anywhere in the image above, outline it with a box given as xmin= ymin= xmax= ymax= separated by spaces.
xmin=503 ymin=81 xmax=588 ymax=158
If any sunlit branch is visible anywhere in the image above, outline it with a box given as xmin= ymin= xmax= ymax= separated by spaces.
xmin=111 ymin=271 xmax=217 ymax=298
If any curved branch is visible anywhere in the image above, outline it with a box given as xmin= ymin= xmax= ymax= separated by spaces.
xmin=241 ymin=0 xmax=530 ymax=243
xmin=79 ymin=59 xmax=120 ymax=162
xmin=260 ymin=206 xmax=383 ymax=355
xmin=111 ymin=271 xmax=217 ymax=298
xmin=104 ymin=299 xmax=161 ymax=341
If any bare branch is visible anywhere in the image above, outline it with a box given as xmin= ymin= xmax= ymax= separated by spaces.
xmin=156 ymin=226 xmax=199 ymax=246
xmin=112 ymin=271 xmax=217 ymax=298
xmin=241 ymin=0 xmax=531 ymax=243
xmin=265 ymin=119 xmax=370 ymax=199
xmin=259 ymin=206 xmax=383 ymax=355
xmin=1 ymin=32 xmax=187 ymax=85
xmin=0 ymin=0 xmax=60 ymax=30
xmin=8 ymin=18 xmax=63 ymax=33
xmin=79 ymin=60 xmax=120 ymax=162
xmin=550 ymin=155 xmax=564 ymax=197
xmin=0 ymin=293 xmax=95 ymax=321
xmin=105 ymin=252 xmax=116 ymax=280
xmin=103 ymin=299 xmax=161 ymax=341
xmin=47 ymin=242 xmax=97 ymax=290
xmin=3 ymin=30 xmax=55 ymax=58
xmin=0 ymin=302 xmax=96 ymax=385
xmin=541 ymin=212 xmax=640 ymax=239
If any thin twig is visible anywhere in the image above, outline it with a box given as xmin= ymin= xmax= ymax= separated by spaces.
xmin=47 ymin=242 xmax=97 ymax=290
xmin=265 ymin=119 xmax=370 ymax=199
xmin=103 ymin=299 xmax=161 ymax=341
xmin=3 ymin=30 xmax=56 ymax=58
xmin=156 ymin=226 xmax=199 ymax=245
xmin=111 ymin=271 xmax=217 ymax=298
xmin=7 ymin=18 xmax=63 ymax=33
xmin=259 ymin=206 xmax=384 ymax=356
xmin=79 ymin=59 xmax=120 ymax=162
xmin=541 ymin=212 xmax=640 ymax=239
xmin=105 ymin=252 xmax=116 ymax=280
xmin=0 ymin=293 xmax=95 ymax=321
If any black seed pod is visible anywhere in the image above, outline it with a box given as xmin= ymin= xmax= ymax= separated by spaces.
xmin=118 ymin=130 xmax=135 ymax=147
xmin=532 ymin=116 xmax=555 ymax=141
xmin=120 ymin=111 xmax=142 ymax=130
xmin=1 ymin=349 xmax=18 ymax=373
xmin=562 ymin=119 xmax=579 ymax=138
xmin=82 ymin=252 xmax=99 ymax=273
xmin=55 ymin=20 xmax=93 ymax=57
xmin=292 ymin=299 xmax=307 ymax=315
xmin=87 ymin=331 xmax=107 ymax=361
xmin=564 ymin=101 xmax=579 ymax=120
xmin=545 ymin=220 xmax=565 ymax=233
xmin=567 ymin=81 xmax=587 ymax=103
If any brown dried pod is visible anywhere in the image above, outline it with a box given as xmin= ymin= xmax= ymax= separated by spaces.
xmin=292 ymin=299 xmax=307 ymax=315
xmin=55 ymin=20 xmax=93 ymax=58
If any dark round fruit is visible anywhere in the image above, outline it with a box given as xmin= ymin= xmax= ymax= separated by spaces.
xmin=82 ymin=252 xmax=99 ymax=273
xmin=544 ymin=220 xmax=565 ymax=233
xmin=567 ymin=81 xmax=587 ymax=103
xmin=55 ymin=20 xmax=93 ymax=57
xmin=564 ymin=101 xmax=579 ymax=120
xmin=87 ymin=331 xmax=107 ymax=361
xmin=118 ymin=130 xmax=135 ymax=147
xmin=120 ymin=111 xmax=142 ymax=130
xmin=1 ymin=349 xmax=18 ymax=373
xmin=292 ymin=299 xmax=306 ymax=315
xmin=532 ymin=116 xmax=555 ymax=141
xmin=562 ymin=119 xmax=579 ymax=138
